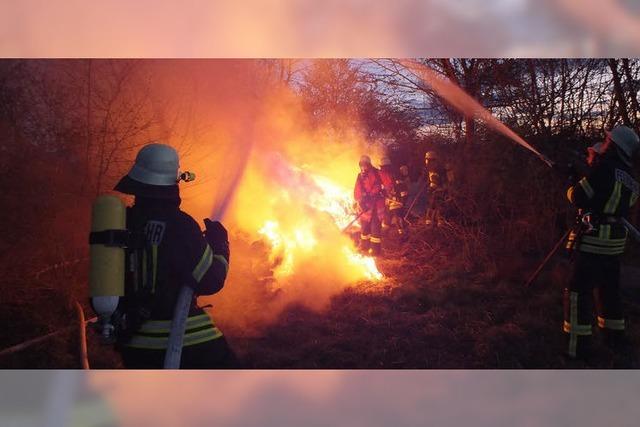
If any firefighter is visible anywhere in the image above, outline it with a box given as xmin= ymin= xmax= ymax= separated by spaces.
xmin=111 ymin=143 xmax=236 ymax=368
xmin=563 ymin=125 xmax=640 ymax=360
xmin=354 ymin=155 xmax=385 ymax=256
xmin=423 ymin=151 xmax=448 ymax=227
xmin=379 ymin=156 xmax=406 ymax=236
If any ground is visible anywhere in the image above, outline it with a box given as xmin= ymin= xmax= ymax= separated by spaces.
xmin=231 ymin=222 xmax=640 ymax=369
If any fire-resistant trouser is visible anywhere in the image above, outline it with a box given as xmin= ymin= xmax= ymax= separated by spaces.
xmin=388 ymin=198 xmax=405 ymax=235
xmin=360 ymin=205 xmax=382 ymax=255
xmin=563 ymin=251 xmax=624 ymax=358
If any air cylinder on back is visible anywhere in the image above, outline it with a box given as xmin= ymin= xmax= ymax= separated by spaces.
xmin=89 ymin=195 xmax=126 ymax=339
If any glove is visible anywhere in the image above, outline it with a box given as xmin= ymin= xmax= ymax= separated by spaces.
xmin=203 ymin=219 xmax=230 ymax=260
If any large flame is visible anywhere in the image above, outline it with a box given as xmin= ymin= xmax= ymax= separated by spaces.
xmin=254 ymin=156 xmax=383 ymax=283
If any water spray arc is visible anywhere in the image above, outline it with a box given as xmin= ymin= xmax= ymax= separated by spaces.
xmin=400 ymin=60 xmax=554 ymax=168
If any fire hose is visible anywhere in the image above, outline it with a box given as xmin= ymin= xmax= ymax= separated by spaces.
xmin=524 ymin=229 xmax=571 ymax=287
xmin=341 ymin=209 xmax=369 ymax=234
xmin=0 ymin=301 xmax=96 ymax=365
xmin=163 ymin=285 xmax=194 ymax=368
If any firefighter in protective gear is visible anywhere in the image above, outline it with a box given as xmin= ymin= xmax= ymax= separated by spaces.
xmin=110 ymin=143 xmax=236 ymax=368
xmin=379 ymin=157 xmax=406 ymax=235
xmin=354 ymin=155 xmax=386 ymax=256
xmin=423 ymin=151 xmax=448 ymax=227
xmin=563 ymin=125 xmax=640 ymax=360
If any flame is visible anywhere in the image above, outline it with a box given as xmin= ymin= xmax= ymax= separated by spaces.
xmin=253 ymin=158 xmax=383 ymax=284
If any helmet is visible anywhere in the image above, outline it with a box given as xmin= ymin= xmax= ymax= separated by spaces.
xmin=380 ymin=156 xmax=391 ymax=167
xmin=425 ymin=151 xmax=437 ymax=161
xmin=128 ymin=143 xmax=180 ymax=186
xmin=608 ymin=125 xmax=639 ymax=165
xmin=114 ymin=143 xmax=181 ymax=198
xmin=359 ymin=155 xmax=372 ymax=166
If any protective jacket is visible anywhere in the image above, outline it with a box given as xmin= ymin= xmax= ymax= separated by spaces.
xmin=119 ymin=196 xmax=230 ymax=357
xmin=354 ymin=168 xmax=386 ymax=213
xmin=566 ymin=154 xmax=639 ymax=255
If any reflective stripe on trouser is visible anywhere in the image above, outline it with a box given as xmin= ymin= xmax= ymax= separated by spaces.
xmin=125 ymin=314 xmax=223 ymax=349
xmin=563 ymin=290 xmax=592 ymax=358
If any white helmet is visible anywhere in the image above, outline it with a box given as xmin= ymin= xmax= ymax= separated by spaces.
xmin=608 ymin=125 xmax=639 ymax=165
xmin=127 ymin=143 xmax=180 ymax=186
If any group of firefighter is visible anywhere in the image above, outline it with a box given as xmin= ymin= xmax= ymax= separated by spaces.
xmin=353 ymin=151 xmax=449 ymax=256
xmin=89 ymin=123 xmax=639 ymax=368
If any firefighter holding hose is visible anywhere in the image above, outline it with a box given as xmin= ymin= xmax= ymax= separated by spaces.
xmin=354 ymin=155 xmax=386 ymax=256
xmin=89 ymin=143 xmax=236 ymax=368
xmin=563 ymin=125 xmax=640 ymax=360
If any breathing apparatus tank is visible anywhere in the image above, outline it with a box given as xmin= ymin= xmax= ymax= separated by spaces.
xmin=89 ymin=194 xmax=127 ymax=342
